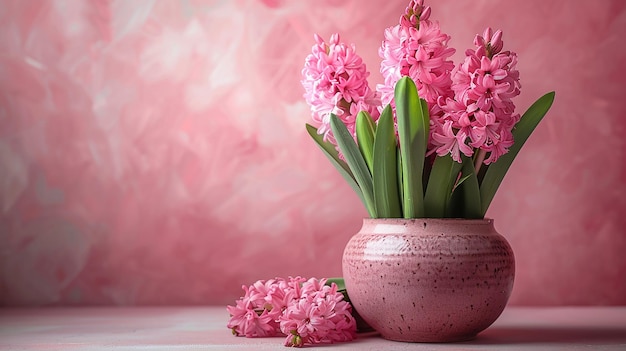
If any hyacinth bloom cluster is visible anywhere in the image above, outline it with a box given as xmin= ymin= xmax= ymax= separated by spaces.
xmin=301 ymin=34 xmax=380 ymax=145
xmin=378 ymin=0 xmax=455 ymax=111
xmin=226 ymin=277 xmax=299 ymax=337
xmin=226 ymin=277 xmax=356 ymax=347
xmin=434 ymin=28 xmax=522 ymax=164
xmin=280 ymin=278 xmax=356 ymax=347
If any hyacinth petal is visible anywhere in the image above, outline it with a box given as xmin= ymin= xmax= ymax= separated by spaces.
xmin=420 ymin=6 xmax=431 ymax=21
xmin=313 ymin=33 xmax=324 ymax=45
xmin=491 ymin=68 xmax=507 ymax=80
xmin=483 ymin=27 xmax=493 ymax=42
xmin=474 ymin=34 xmax=486 ymax=49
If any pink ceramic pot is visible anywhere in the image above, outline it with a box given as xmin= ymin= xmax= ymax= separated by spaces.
xmin=342 ymin=218 xmax=515 ymax=342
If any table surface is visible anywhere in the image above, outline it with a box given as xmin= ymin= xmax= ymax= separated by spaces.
xmin=1 ymin=306 xmax=625 ymax=350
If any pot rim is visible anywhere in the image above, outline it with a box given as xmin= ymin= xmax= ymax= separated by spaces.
xmin=363 ymin=217 xmax=493 ymax=224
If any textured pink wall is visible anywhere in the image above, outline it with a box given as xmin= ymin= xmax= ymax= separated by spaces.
xmin=0 ymin=0 xmax=625 ymax=306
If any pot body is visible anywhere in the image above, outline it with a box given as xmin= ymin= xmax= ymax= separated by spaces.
xmin=342 ymin=218 xmax=515 ymax=342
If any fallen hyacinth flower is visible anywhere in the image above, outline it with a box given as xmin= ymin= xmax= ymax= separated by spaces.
xmin=226 ymin=277 xmax=357 ymax=347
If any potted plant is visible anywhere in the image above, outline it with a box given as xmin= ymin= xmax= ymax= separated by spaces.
xmin=302 ymin=0 xmax=554 ymax=342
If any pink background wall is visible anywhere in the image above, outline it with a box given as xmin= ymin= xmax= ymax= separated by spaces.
xmin=1 ymin=0 xmax=625 ymax=307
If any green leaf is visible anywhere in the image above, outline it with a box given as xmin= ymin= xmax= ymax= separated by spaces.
xmin=325 ymin=277 xmax=346 ymax=291
xmin=454 ymin=174 xmax=472 ymax=190
xmin=330 ymin=114 xmax=377 ymax=217
xmin=325 ymin=277 xmax=350 ymax=305
xmin=419 ymin=99 xmax=430 ymax=143
xmin=306 ymin=124 xmax=353 ymax=177
xmin=306 ymin=124 xmax=367 ymax=208
xmin=373 ymin=105 xmax=402 ymax=218
xmin=424 ymin=155 xmax=463 ymax=218
xmin=479 ymin=91 xmax=555 ymax=215
xmin=397 ymin=145 xmax=404 ymax=214
xmin=449 ymin=155 xmax=482 ymax=218
xmin=395 ymin=77 xmax=428 ymax=218
xmin=355 ymin=111 xmax=376 ymax=174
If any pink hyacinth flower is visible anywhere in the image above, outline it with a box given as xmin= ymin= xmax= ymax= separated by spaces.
xmin=226 ymin=299 xmax=278 ymax=337
xmin=378 ymin=0 xmax=455 ymax=106
xmin=400 ymin=0 xmax=432 ymax=28
xmin=226 ymin=276 xmax=307 ymax=338
xmin=301 ymin=34 xmax=380 ymax=145
xmin=433 ymin=27 xmax=521 ymax=164
xmin=279 ymin=278 xmax=356 ymax=347
xmin=377 ymin=0 xmax=456 ymax=155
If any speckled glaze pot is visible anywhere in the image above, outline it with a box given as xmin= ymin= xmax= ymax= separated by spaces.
xmin=342 ymin=218 xmax=515 ymax=342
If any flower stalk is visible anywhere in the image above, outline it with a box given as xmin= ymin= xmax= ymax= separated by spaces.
xmin=474 ymin=149 xmax=487 ymax=175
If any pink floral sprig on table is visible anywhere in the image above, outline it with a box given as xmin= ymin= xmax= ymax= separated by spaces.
xmin=226 ymin=277 xmax=357 ymax=347
xmin=227 ymin=277 xmax=304 ymax=337
xmin=280 ymin=278 xmax=356 ymax=347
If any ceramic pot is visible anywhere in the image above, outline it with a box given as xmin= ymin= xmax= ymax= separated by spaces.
xmin=342 ymin=218 xmax=515 ymax=342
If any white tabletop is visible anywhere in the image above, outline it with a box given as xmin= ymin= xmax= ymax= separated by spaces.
xmin=1 ymin=306 xmax=625 ymax=350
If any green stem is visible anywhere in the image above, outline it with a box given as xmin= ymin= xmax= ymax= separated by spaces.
xmin=474 ymin=149 xmax=487 ymax=175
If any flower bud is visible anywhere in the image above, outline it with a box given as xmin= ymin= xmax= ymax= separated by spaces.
xmin=489 ymin=30 xmax=503 ymax=54
xmin=482 ymin=27 xmax=493 ymax=42
xmin=420 ymin=6 xmax=431 ymax=21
